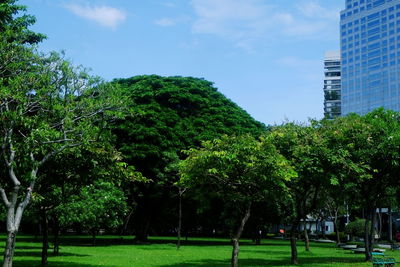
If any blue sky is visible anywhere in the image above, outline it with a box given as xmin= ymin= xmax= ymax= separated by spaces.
xmin=21 ymin=0 xmax=344 ymax=125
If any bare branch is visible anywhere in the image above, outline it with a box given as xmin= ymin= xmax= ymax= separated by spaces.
xmin=39 ymin=142 xmax=82 ymax=166
xmin=41 ymin=139 xmax=74 ymax=144
xmin=0 ymin=188 xmax=10 ymax=208
xmin=18 ymin=186 xmax=32 ymax=210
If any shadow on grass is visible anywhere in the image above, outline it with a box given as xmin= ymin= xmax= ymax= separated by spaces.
xmin=12 ymin=260 xmax=104 ymax=267
xmin=14 ymin=246 xmax=41 ymax=250
xmin=157 ymin=256 xmax=367 ymax=267
xmin=14 ymin=251 xmax=90 ymax=258
xmin=13 ymin=235 xmax=329 ymax=248
xmin=10 ymin=236 xmax=237 ymax=247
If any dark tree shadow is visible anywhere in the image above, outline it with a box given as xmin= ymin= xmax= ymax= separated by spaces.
xmin=12 ymin=260 xmax=106 ymax=267
xmin=157 ymin=256 xmax=367 ymax=267
xmin=14 ymin=251 xmax=90 ymax=257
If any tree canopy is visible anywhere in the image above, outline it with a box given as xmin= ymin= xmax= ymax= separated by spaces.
xmin=179 ymin=134 xmax=296 ymax=267
xmin=112 ymin=75 xmax=266 ymax=240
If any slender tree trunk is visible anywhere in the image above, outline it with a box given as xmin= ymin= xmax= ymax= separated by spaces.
xmin=41 ymin=208 xmax=49 ymax=266
xmin=303 ymin=220 xmax=310 ymax=252
xmin=2 ymin=183 xmax=34 ymax=267
xmin=364 ymin=219 xmax=371 ymax=261
xmin=389 ymin=207 xmax=393 ymax=242
xmin=377 ymin=208 xmax=382 ymax=240
xmin=92 ymin=230 xmax=97 ymax=246
xmin=177 ymin=189 xmax=183 ymax=250
xmin=231 ymin=203 xmax=251 ymax=267
xmin=121 ymin=208 xmax=135 ymax=235
xmin=334 ymin=218 xmax=340 ymax=244
xmin=321 ymin=220 xmax=326 ymax=239
xmin=53 ymin=219 xmax=60 ymax=256
xmin=315 ymin=218 xmax=319 ymax=239
xmin=364 ymin=208 xmax=374 ymax=262
xmin=370 ymin=208 xmax=377 ymax=248
xmin=290 ymin=221 xmax=299 ymax=265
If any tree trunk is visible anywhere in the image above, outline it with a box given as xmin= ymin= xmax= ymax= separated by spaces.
xmin=389 ymin=207 xmax=393 ymax=242
xmin=121 ymin=208 xmax=135 ymax=235
xmin=377 ymin=208 xmax=382 ymax=241
xmin=2 ymin=184 xmax=33 ymax=267
xmin=231 ymin=203 xmax=251 ymax=267
xmin=304 ymin=220 xmax=310 ymax=252
xmin=41 ymin=208 xmax=49 ymax=266
xmin=321 ymin=220 xmax=326 ymax=239
xmin=364 ymin=209 xmax=373 ymax=262
xmin=315 ymin=218 xmax=319 ymax=239
xmin=370 ymin=208 xmax=377 ymax=248
xmin=92 ymin=230 xmax=97 ymax=246
xmin=334 ymin=218 xmax=340 ymax=244
xmin=53 ymin=219 xmax=60 ymax=256
xmin=134 ymin=213 xmax=151 ymax=242
xmin=3 ymin=231 xmax=16 ymax=267
xmin=290 ymin=222 xmax=299 ymax=265
xmin=177 ymin=189 xmax=183 ymax=250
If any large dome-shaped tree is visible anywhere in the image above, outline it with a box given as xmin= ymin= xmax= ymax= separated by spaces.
xmin=112 ymin=75 xmax=266 ymax=240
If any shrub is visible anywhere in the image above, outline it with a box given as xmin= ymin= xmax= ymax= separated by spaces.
xmin=345 ymin=218 xmax=370 ymax=238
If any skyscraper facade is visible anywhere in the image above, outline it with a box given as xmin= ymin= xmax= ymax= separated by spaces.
xmin=340 ymin=0 xmax=400 ymax=115
xmin=324 ymin=51 xmax=342 ymax=119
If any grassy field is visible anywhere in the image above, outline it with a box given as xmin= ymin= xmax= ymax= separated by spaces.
xmin=6 ymin=235 xmax=400 ymax=267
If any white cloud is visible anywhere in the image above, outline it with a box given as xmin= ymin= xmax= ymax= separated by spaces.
xmin=154 ymin=17 xmax=177 ymax=27
xmin=191 ymin=0 xmax=268 ymax=37
xmin=162 ymin=2 xmax=175 ymax=8
xmin=154 ymin=16 xmax=190 ymax=27
xmin=189 ymin=0 xmax=342 ymax=50
xmin=296 ymin=1 xmax=340 ymax=21
xmin=65 ymin=4 xmax=127 ymax=29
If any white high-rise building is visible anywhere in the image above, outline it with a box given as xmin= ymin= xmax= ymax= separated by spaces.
xmin=324 ymin=51 xmax=342 ymax=119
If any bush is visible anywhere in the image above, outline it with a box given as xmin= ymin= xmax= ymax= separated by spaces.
xmin=345 ymin=218 xmax=370 ymax=238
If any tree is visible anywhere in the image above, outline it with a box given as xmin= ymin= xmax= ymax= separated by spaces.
xmin=33 ymin=143 xmax=140 ymax=265
xmin=179 ymin=134 xmax=295 ymax=267
xmin=321 ymin=109 xmax=400 ymax=261
xmin=271 ymin=123 xmax=335 ymax=264
xmin=345 ymin=218 xmax=370 ymax=240
xmin=0 ymin=30 xmax=126 ymax=267
xmin=0 ymin=0 xmax=45 ymax=46
xmin=112 ymin=75 xmax=266 ymax=241
xmin=57 ymin=180 xmax=127 ymax=246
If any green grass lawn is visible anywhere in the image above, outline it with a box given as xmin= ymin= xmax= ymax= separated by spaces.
xmin=6 ymin=235 xmax=400 ymax=266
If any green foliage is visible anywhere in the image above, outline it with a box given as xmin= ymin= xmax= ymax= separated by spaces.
xmin=1 ymin=50 xmax=128 ymax=186
xmin=345 ymin=219 xmax=370 ymax=238
xmin=270 ymin=123 xmax=335 ymax=223
xmin=113 ymin=75 xmax=266 ymax=180
xmin=0 ymin=0 xmax=45 ymax=44
xmin=179 ymin=134 xmax=295 ymax=210
xmin=111 ymin=75 xmax=266 ymax=238
xmin=57 ymin=180 xmax=127 ymax=232
xmin=321 ymin=109 xmax=400 ymax=208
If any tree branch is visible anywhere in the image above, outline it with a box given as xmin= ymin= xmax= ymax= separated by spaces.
xmin=39 ymin=142 xmax=82 ymax=167
xmin=0 ymin=188 xmax=10 ymax=208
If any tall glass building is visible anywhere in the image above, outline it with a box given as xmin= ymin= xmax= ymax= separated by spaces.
xmin=340 ymin=0 xmax=400 ymax=115
xmin=324 ymin=51 xmax=342 ymax=119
